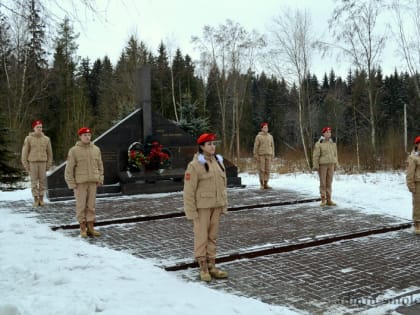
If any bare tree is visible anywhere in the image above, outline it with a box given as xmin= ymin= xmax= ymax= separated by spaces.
xmin=0 ymin=0 xmax=50 ymax=151
xmin=0 ymin=0 xmax=106 ymax=40
xmin=163 ymin=35 xmax=179 ymax=122
xmin=192 ymin=25 xmax=228 ymax=149
xmin=0 ymin=0 xmax=103 ymax=129
xmin=195 ymin=52 xmax=211 ymax=113
xmin=266 ymin=8 xmax=315 ymax=169
xmin=327 ymin=0 xmax=388 ymax=156
xmin=391 ymin=0 xmax=420 ymax=100
xmin=192 ymin=20 xmax=265 ymax=159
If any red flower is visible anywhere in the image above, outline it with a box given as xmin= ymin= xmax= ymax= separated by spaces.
xmin=128 ymin=141 xmax=171 ymax=170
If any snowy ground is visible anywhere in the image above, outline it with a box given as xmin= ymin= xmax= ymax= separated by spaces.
xmin=0 ymin=171 xmax=411 ymax=315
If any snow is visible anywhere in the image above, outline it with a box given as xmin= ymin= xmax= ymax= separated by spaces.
xmin=243 ymin=171 xmax=411 ymax=220
xmin=0 ymin=171 xmax=412 ymax=315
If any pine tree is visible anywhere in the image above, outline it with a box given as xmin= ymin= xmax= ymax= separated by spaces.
xmin=380 ymin=71 xmax=406 ymax=132
xmin=205 ymin=65 xmax=222 ymax=136
xmin=0 ymin=113 xmax=23 ymax=189
xmin=27 ymin=0 xmax=46 ymax=60
xmin=250 ymin=72 xmax=269 ymax=128
xmin=78 ymin=57 xmax=97 ymax=114
xmin=47 ymin=17 xmax=82 ymax=161
xmin=266 ymin=76 xmax=289 ymax=155
xmin=151 ymin=42 xmax=172 ymax=119
xmin=0 ymin=0 xmax=49 ymax=154
xmin=0 ymin=12 xmax=11 ymax=119
xmin=23 ymin=0 xmax=49 ymax=124
xmin=114 ymin=36 xmax=149 ymax=118
xmin=171 ymin=50 xmax=201 ymax=107
xmin=322 ymin=73 xmax=329 ymax=90
xmin=405 ymin=72 xmax=420 ymax=140
xmin=171 ymin=48 xmax=185 ymax=106
xmin=90 ymin=59 xmax=102 ymax=117
xmin=184 ymin=54 xmax=200 ymax=102
xmin=96 ymin=56 xmax=117 ymax=134
xmin=178 ymin=94 xmax=209 ymax=139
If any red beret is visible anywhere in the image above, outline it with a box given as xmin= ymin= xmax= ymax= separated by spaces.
xmin=322 ymin=126 xmax=332 ymax=133
xmin=415 ymin=136 xmax=420 ymax=144
xmin=260 ymin=122 xmax=268 ymax=129
xmin=197 ymin=133 xmax=216 ymax=145
xmin=78 ymin=127 xmax=91 ymax=135
xmin=32 ymin=120 xmax=42 ymax=129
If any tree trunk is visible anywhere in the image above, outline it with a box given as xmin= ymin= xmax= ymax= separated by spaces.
xmin=298 ymin=89 xmax=310 ymax=169
xmin=170 ymin=67 xmax=178 ymax=122
xmin=353 ymin=101 xmax=360 ymax=172
xmin=367 ymin=88 xmax=376 ymax=156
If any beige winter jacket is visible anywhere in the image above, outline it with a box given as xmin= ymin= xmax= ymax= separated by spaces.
xmin=253 ymin=132 xmax=275 ymax=157
xmin=312 ymin=138 xmax=338 ymax=170
xmin=406 ymin=151 xmax=420 ymax=192
xmin=64 ymin=141 xmax=104 ymax=189
xmin=183 ymin=153 xmax=228 ymax=220
xmin=21 ymin=132 xmax=53 ymax=169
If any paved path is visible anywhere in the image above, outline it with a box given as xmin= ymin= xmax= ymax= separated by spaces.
xmin=6 ymin=188 xmax=420 ymax=314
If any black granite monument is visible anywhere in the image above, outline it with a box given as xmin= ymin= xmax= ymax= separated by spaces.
xmin=47 ymin=65 xmax=242 ymax=200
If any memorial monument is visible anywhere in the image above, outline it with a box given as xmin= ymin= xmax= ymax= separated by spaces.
xmin=47 ymin=65 xmax=242 ymax=200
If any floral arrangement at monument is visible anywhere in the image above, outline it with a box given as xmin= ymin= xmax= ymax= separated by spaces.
xmin=128 ymin=140 xmax=171 ymax=172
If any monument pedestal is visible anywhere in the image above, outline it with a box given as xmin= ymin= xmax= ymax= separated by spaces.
xmin=119 ymin=168 xmax=185 ymax=195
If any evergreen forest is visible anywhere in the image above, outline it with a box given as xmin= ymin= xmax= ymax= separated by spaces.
xmin=1 ymin=0 xmax=420 ymax=186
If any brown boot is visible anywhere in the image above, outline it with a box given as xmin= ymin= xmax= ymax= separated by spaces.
xmin=38 ymin=195 xmax=45 ymax=206
xmin=320 ymin=196 xmax=326 ymax=207
xmin=326 ymin=199 xmax=337 ymax=206
xmin=87 ymin=222 xmax=101 ymax=237
xmin=33 ymin=197 xmax=39 ymax=207
xmin=197 ymin=257 xmax=211 ymax=282
xmin=259 ymin=179 xmax=264 ymax=190
xmin=264 ymin=181 xmax=272 ymax=189
xmin=208 ymin=258 xmax=228 ymax=279
xmin=80 ymin=222 xmax=88 ymax=238
xmin=415 ymin=222 xmax=420 ymax=235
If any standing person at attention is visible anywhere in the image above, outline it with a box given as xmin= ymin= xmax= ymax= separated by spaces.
xmin=21 ymin=120 xmax=53 ymax=207
xmin=406 ymin=136 xmax=420 ymax=234
xmin=253 ymin=122 xmax=275 ymax=189
xmin=312 ymin=126 xmax=338 ymax=207
xmin=65 ymin=127 xmax=104 ymax=238
xmin=183 ymin=133 xmax=228 ymax=282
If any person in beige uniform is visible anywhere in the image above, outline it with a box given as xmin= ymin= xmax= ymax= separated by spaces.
xmin=312 ymin=126 xmax=338 ymax=207
xmin=65 ymin=127 xmax=104 ymax=238
xmin=21 ymin=120 xmax=53 ymax=207
xmin=406 ymin=136 xmax=420 ymax=234
xmin=183 ymin=133 xmax=228 ymax=282
xmin=253 ymin=122 xmax=275 ymax=189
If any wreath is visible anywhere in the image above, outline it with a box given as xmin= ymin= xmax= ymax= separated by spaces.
xmin=128 ymin=140 xmax=171 ymax=171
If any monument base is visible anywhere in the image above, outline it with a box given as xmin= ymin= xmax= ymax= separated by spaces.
xmin=121 ymin=180 xmax=184 ymax=195
xmin=47 ymin=184 xmax=121 ymax=201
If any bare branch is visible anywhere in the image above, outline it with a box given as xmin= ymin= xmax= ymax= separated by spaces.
xmin=391 ymin=0 xmax=420 ymax=98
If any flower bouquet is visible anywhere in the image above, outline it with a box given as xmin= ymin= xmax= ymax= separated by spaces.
xmin=128 ymin=141 xmax=171 ymax=172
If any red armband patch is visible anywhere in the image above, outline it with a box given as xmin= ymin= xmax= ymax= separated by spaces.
xmin=185 ymin=173 xmax=191 ymax=181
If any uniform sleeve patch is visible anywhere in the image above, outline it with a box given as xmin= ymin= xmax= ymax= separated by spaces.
xmin=185 ymin=173 xmax=191 ymax=181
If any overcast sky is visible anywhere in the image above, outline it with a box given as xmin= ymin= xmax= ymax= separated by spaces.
xmin=62 ymin=0 xmax=401 ymax=79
